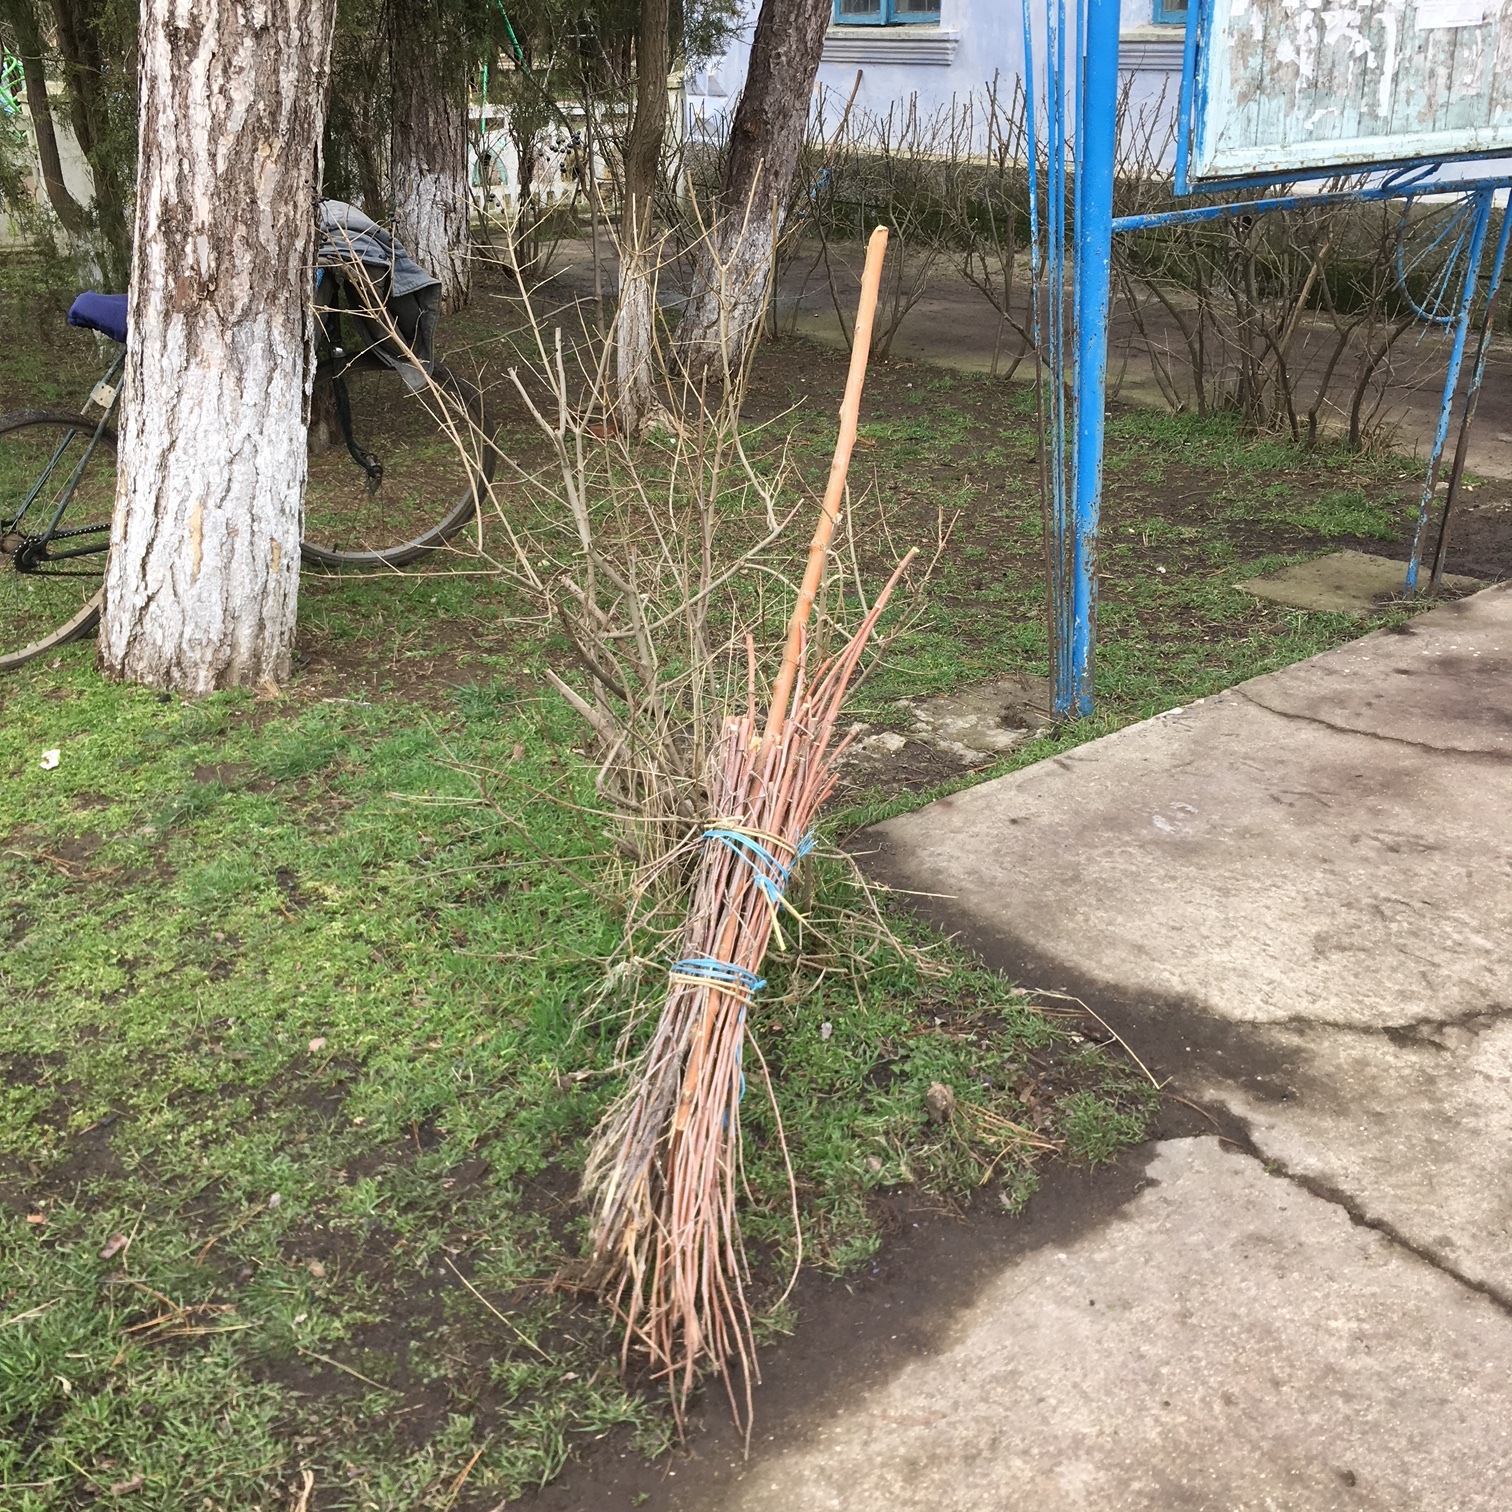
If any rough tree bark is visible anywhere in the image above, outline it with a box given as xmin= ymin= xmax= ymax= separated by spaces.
xmin=675 ymin=0 xmax=832 ymax=383
xmin=48 ymin=0 xmax=133 ymax=287
xmin=99 ymin=0 xmax=338 ymax=694
xmin=2 ymin=0 xmax=96 ymax=281
xmin=614 ymin=0 xmax=670 ymax=432
xmin=390 ymin=0 xmax=470 ymax=311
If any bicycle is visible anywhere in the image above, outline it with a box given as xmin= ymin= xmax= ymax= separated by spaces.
xmin=0 ymin=292 xmax=122 ymax=673
xmin=305 ymin=200 xmax=498 ymax=568
xmin=2 ymin=233 xmax=497 ymax=671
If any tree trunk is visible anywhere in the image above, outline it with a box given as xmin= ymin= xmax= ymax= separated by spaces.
xmin=2 ymin=0 xmax=102 ymax=283
xmin=675 ymin=0 xmax=831 ymax=384
xmin=390 ymin=1 xmax=470 ymax=311
xmin=48 ymin=0 xmax=133 ymax=287
xmin=17 ymin=52 xmax=83 ymax=235
xmin=614 ymin=0 xmax=670 ymax=432
xmin=99 ymin=0 xmax=338 ymax=695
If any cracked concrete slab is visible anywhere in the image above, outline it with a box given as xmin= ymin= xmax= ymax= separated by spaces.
xmin=1238 ymin=584 xmax=1512 ymax=754
xmin=542 ymin=595 xmax=1512 ymax=1512
xmin=706 ymin=1139 xmax=1512 ymax=1512
xmin=846 ymin=675 xmax=1052 ymax=772
xmin=866 ymin=613 xmax=1512 ymax=1036
xmin=1199 ymin=1017 xmax=1512 ymax=1304
xmin=840 ymin=584 xmax=1512 ymax=1493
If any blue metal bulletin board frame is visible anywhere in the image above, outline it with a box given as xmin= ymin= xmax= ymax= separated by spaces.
xmin=1023 ymin=0 xmax=1512 ymax=717
xmin=1176 ymin=0 xmax=1512 ymax=194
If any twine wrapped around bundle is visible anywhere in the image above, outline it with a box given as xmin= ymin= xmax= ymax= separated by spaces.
xmin=582 ymin=561 xmax=912 ymax=1426
xmin=580 ymin=228 xmax=908 ymax=1431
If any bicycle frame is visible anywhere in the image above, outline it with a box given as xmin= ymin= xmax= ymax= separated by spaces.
xmin=5 ymin=351 xmax=123 ymax=566
xmin=313 ymin=284 xmax=387 ymax=492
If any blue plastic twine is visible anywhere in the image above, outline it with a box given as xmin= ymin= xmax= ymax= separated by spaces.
xmin=668 ymin=957 xmax=758 ymax=1110
xmin=702 ymin=825 xmax=816 ymax=951
xmin=667 ymin=955 xmax=766 ymax=1003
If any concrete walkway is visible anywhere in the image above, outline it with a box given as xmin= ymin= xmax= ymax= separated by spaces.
xmin=846 ymin=584 xmax=1512 ymax=1509
xmin=867 ymin=584 xmax=1512 ymax=1305
xmin=710 ymin=1139 xmax=1512 ymax=1510
xmin=601 ymin=586 xmax=1512 ymax=1511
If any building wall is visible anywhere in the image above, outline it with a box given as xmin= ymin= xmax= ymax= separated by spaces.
xmin=684 ymin=0 xmax=1189 ymax=152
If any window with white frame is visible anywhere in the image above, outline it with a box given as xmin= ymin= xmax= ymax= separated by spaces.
xmin=833 ymin=0 xmax=942 ymax=23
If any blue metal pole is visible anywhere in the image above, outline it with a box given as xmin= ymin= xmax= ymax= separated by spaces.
xmin=1112 ymin=172 xmax=1512 ymax=235
xmin=1047 ymin=0 xmax=1074 ymax=712
xmin=1405 ymin=189 xmax=1493 ymax=596
xmin=1020 ymin=0 xmax=1041 ymax=322
xmin=1022 ymin=0 xmax=1066 ymax=712
xmin=1430 ymin=196 xmax=1512 ymax=591
xmin=1022 ymin=0 xmax=1034 ymax=273
xmin=1068 ymin=0 xmax=1120 ymax=715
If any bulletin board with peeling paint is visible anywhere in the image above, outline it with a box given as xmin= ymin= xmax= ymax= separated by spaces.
xmin=1182 ymin=0 xmax=1512 ymax=185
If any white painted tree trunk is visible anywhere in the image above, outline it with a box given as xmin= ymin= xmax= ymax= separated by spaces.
xmin=615 ymin=241 xmax=659 ymax=431
xmin=392 ymin=151 xmax=470 ymax=310
xmin=99 ymin=0 xmax=338 ymax=696
xmin=390 ymin=4 xmax=470 ymax=311
xmin=675 ymin=0 xmax=833 ymax=384
xmin=676 ymin=215 xmax=777 ymax=384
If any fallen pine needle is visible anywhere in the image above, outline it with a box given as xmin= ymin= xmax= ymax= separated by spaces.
xmin=290 ymin=1468 xmax=315 ymax=1512
xmin=125 ymin=1303 xmax=236 ymax=1334
xmin=1 ymin=1300 xmax=59 ymax=1330
xmin=147 ymin=1322 xmax=256 ymax=1341
xmin=196 ymin=1197 xmax=274 ymax=1262
xmin=1029 ymin=988 xmax=1163 ymax=1090
xmin=293 ymin=1345 xmax=393 ymax=1393
xmin=442 ymin=1440 xmax=491 ymax=1510
xmin=1164 ymin=1092 xmax=1221 ymax=1128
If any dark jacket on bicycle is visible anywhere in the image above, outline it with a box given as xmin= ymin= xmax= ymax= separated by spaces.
xmin=316 ymin=200 xmax=442 ymax=392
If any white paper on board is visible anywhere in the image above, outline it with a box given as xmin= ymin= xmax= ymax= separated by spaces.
xmin=1415 ymin=0 xmax=1486 ymax=28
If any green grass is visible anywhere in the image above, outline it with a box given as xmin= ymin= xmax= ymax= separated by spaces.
xmin=0 ymin=254 xmax=103 ymax=414
xmin=0 ymin=620 xmax=1157 ymax=1509
xmin=0 ymin=260 xmax=1443 ymax=1508
xmin=785 ymin=357 xmax=1423 ymax=745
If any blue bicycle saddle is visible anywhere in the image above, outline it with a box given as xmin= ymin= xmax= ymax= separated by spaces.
xmin=68 ymin=291 xmax=129 ymax=345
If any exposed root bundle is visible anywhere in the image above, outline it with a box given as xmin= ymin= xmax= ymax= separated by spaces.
xmin=580 ymin=227 xmax=902 ymax=1434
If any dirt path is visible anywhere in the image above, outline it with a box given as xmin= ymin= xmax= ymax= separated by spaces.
xmin=770 ymin=254 xmax=1512 ymax=483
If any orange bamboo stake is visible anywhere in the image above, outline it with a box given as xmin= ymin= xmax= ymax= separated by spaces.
xmin=761 ymin=224 xmax=889 ymax=751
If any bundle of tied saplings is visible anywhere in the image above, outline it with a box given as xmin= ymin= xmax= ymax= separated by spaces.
xmin=577 ymin=227 xmax=916 ymax=1433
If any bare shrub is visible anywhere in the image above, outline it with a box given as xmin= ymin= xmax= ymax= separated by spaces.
xmin=1110 ymin=103 xmax=1473 ymax=447
xmin=947 ymin=75 xmax=1039 ymax=379
xmin=758 ymin=82 xmax=1034 ymax=376
xmin=806 ymin=95 xmax=968 ymax=359
xmin=736 ymin=72 xmax=1473 ymax=450
xmin=327 ymin=237 xmax=925 ymax=876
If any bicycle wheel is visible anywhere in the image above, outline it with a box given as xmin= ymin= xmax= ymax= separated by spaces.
xmin=300 ymin=362 xmax=496 ymax=568
xmin=0 ymin=411 xmax=116 ymax=673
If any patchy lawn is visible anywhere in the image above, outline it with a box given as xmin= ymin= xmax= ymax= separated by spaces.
xmin=2 ymin=246 xmax=1492 ymax=1510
